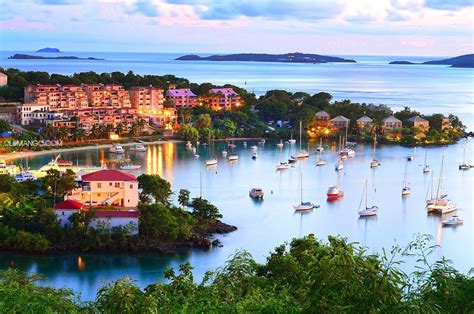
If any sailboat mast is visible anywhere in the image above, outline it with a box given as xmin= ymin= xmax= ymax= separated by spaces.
xmin=365 ymin=180 xmax=368 ymax=208
xmin=424 ymin=150 xmax=428 ymax=167
xmin=299 ymin=120 xmax=302 ymax=151
xmin=300 ymin=172 xmax=303 ymax=203
xmin=435 ymin=153 xmax=445 ymax=200
xmin=199 ymin=171 xmax=202 ymax=198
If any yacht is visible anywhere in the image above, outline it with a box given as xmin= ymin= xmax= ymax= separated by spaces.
xmin=402 ymin=186 xmax=411 ymax=196
xmin=109 ymin=144 xmax=125 ymax=154
xmin=120 ymin=164 xmax=141 ymax=170
xmin=358 ymin=180 xmax=379 ymax=217
xmin=296 ymin=121 xmax=309 ymax=159
xmin=294 ymin=172 xmax=318 ymax=211
xmin=340 ymin=148 xmax=355 ymax=158
xmin=401 ymin=162 xmax=411 ymax=196
xmin=15 ymin=171 xmax=36 ymax=182
xmin=222 ymin=150 xmax=228 ymax=157
xmin=228 ymin=154 xmax=239 ymax=161
xmin=249 ymin=188 xmax=264 ymax=199
xmin=427 ymin=153 xmax=456 ymax=214
xmin=327 ymin=186 xmax=344 ymax=201
xmin=288 ymin=156 xmax=297 ymax=164
xmin=205 ymin=157 xmax=218 ymax=166
xmin=442 ymin=215 xmax=463 ymax=227
xmin=370 ymin=135 xmax=380 ymax=168
xmin=423 ymin=150 xmax=431 ymax=173
xmin=130 ymin=144 xmax=146 ymax=152
xmin=34 ymin=155 xmax=80 ymax=177
xmin=288 ymin=133 xmax=296 ymax=144
xmin=459 ymin=148 xmax=471 ymax=170
xmin=251 ymin=145 xmax=258 ymax=151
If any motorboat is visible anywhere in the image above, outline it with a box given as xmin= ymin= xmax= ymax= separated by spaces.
xmin=130 ymin=144 xmax=146 ymax=152
xmin=296 ymin=150 xmax=310 ymax=159
xmin=340 ymin=148 xmax=355 ymax=158
xmin=407 ymin=155 xmax=413 ymax=161
xmin=194 ymin=154 xmax=200 ymax=158
xmin=222 ymin=150 xmax=228 ymax=157
xmin=186 ymin=141 xmax=192 ymax=148
xmin=120 ymin=164 xmax=141 ymax=170
xmin=288 ymin=156 xmax=297 ymax=164
xmin=276 ymin=162 xmax=289 ymax=170
xmin=249 ymin=188 xmax=264 ymax=199
xmin=327 ymin=186 xmax=344 ymax=201
xmin=251 ymin=145 xmax=258 ymax=151
xmin=358 ymin=180 xmax=379 ymax=217
xmin=442 ymin=215 xmax=463 ymax=227
xmin=316 ymin=138 xmax=324 ymax=152
xmin=33 ymin=155 xmax=80 ymax=177
xmin=110 ymin=144 xmax=125 ymax=154
xmin=242 ymin=141 xmax=247 ymax=147
xmin=205 ymin=157 xmax=218 ymax=166
xmin=15 ymin=171 xmax=36 ymax=182
xmin=370 ymin=159 xmax=381 ymax=168
xmin=259 ymin=139 xmax=266 ymax=145
xmin=252 ymin=152 xmax=258 ymax=159
xmin=228 ymin=143 xmax=237 ymax=149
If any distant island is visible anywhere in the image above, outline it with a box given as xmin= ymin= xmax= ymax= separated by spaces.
xmin=389 ymin=53 xmax=474 ymax=68
xmin=176 ymin=52 xmax=356 ymax=64
xmin=9 ymin=54 xmax=104 ymax=60
xmin=36 ymin=47 xmax=61 ymax=53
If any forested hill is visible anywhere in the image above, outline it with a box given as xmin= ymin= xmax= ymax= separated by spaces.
xmin=176 ymin=52 xmax=356 ymax=64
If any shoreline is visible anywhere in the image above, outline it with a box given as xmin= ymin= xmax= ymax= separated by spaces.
xmin=0 ymin=139 xmax=182 ymax=161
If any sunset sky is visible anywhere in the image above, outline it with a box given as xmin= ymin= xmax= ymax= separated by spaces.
xmin=0 ymin=0 xmax=473 ymax=56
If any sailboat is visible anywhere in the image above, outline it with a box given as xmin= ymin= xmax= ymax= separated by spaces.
xmin=222 ymin=144 xmax=228 ymax=157
xmin=205 ymin=134 xmax=218 ymax=166
xmin=358 ymin=180 xmax=379 ymax=217
xmin=427 ymin=153 xmax=456 ymax=214
xmin=316 ymin=137 xmax=324 ymax=152
xmin=288 ymin=132 xmax=296 ymax=144
xmin=316 ymin=150 xmax=326 ymax=166
xmin=459 ymin=148 xmax=471 ymax=170
xmin=296 ymin=121 xmax=309 ymax=159
xmin=276 ymin=139 xmax=284 ymax=148
xmin=294 ymin=172 xmax=318 ymax=211
xmin=370 ymin=134 xmax=381 ymax=168
xmin=423 ymin=150 xmax=431 ymax=173
xmin=228 ymin=141 xmax=238 ymax=161
xmin=402 ymin=161 xmax=411 ymax=196
xmin=335 ymin=158 xmax=344 ymax=171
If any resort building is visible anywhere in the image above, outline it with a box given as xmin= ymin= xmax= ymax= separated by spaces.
xmin=165 ymin=88 xmax=198 ymax=108
xmin=381 ymin=116 xmax=402 ymax=133
xmin=0 ymin=73 xmax=7 ymax=86
xmin=83 ymin=84 xmax=131 ymax=108
xmin=129 ymin=86 xmax=164 ymax=112
xmin=408 ymin=116 xmax=429 ymax=132
xmin=315 ymin=111 xmax=331 ymax=127
xmin=66 ymin=170 xmax=139 ymax=208
xmin=330 ymin=115 xmax=350 ymax=130
xmin=356 ymin=116 xmax=374 ymax=132
xmin=201 ymin=88 xmax=241 ymax=111
xmin=53 ymin=199 xmax=139 ymax=234
xmin=0 ymin=105 xmax=17 ymax=123
xmin=17 ymin=103 xmax=50 ymax=125
xmin=442 ymin=117 xmax=451 ymax=131
xmin=24 ymin=84 xmax=89 ymax=110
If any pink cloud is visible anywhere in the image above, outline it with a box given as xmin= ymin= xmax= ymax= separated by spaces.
xmin=0 ymin=17 xmax=53 ymax=30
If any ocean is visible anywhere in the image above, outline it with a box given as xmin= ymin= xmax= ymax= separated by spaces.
xmin=1 ymin=51 xmax=473 ymax=130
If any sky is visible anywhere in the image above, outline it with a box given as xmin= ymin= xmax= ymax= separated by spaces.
xmin=0 ymin=0 xmax=473 ymax=56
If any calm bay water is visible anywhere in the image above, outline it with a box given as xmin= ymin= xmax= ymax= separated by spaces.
xmin=1 ymin=51 xmax=473 ymax=130
xmin=1 ymin=140 xmax=473 ymax=300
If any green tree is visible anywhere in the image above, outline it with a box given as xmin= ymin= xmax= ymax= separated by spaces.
xmin=196 ymin=113 xmax=212 ymax=128
xmin=191 ymin=197 xmax=222 ymax=221
xmin=137 ymin=174 xmax=172 ymax=206
xmin=177 ymin=124 xmax=199 ymax=142
xmin=0 ymin=119 xmax=11 ymax=133
xmin=178 ymin=189 xmax=191 ymax=208
xmin=40 ymin=169 xmax=77 ymax=203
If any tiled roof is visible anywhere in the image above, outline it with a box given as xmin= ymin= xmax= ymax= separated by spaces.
xmin=330 ymin=115 xmax=350 ymax=122
xmin=81 ymin=170 xmax=137 ymax=182
xmin=0 ymin=73 xmax=7 ymax=77
xmin=382 ymin=116 xmax=402 ymax=123
xmin=54 ymin=199 xmax=84 ymax=210
xmin=315 ymin=111 xmax=330 ymax=117
xmin=94 ymin=210 xmax=139 ymax=218
xmin=209 ymin=88 xmax=238 ymax=96
xmin=166 ymin=89 xmax=196 ymax=97
xmin=409 ymin=116 xmax=428 ymax=123
xmin=357 ymin=116 xmax=373 ymax=123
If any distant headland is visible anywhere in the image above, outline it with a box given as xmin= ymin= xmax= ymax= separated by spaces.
xmin=176 ymin=52 xmax=356 ymax=64
xmin=36 ymin=47 xmax=61 ymax=53
xmin=389 ymin=54 xmax=474 ymax=68
xmin=9 ymin=54 xmax=104 ymax=60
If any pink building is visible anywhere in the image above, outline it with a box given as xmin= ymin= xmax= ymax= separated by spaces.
xmin=129 ymin=86 xmax=164 ymax=113
xmin=0 ymin=73 xmax=7 ymax=86
xmin=165 ymin=88 xmax=198 ymax=108
xmin=202 ymin=88 xmax=241 ymax=111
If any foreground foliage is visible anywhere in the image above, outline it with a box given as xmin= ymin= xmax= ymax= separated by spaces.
xmin=0 ymin=234 xmax=472 ymax=313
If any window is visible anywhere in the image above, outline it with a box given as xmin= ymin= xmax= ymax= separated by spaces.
xmin=130 ymin=184 xmax=133 ymax=189
xmin=97 ymin=183 xmax=102 ymax=188
xmin=109 ymin=182 xmax=113 ymax=186
xmin=115 ymin=182 xmax=120 ymax=188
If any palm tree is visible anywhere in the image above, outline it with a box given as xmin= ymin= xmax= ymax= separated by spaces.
xmin=72 ymin=127 xmax=86 ymax=142
xmin=137 ymin=118 xmax=146 ymax=135
xmin=130 ymin=122 xmax=139 ymax=136
xmin=105 ymin=124 xmax=114 ymax=138
xmin=115 ymin=123 xmax=125 ymax=136
xmin=43 ymin=124 xmax=56 ymax=139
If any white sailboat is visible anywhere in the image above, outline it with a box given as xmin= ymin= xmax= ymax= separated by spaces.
xmin=228 ymin=142 xmax=238 ymax=161
xmin=276 ymin=139 xmax=284 ymax=148
xmin=288 ymin=132 xmax=296 ymax=144
xmin=205 ymin=135 xmax=218 ymax=166
xmin=316 ymin=137 xmax=324 ymax=152
xmin=423 ymin=150 xmax=431 ymax=173
xmin=316 ymin=150 xmax=326 ymax=166
xmin=335 ymin=158 xmax=344 ymax=171
xmin=459 ymin=148 xmax=471 ymax=170
xmin=370 ymin=134 xmax=381 ymax=168
xmin=296 ymin=121 xmax=309 ymax=159
xmin=427 ymin=153 xmax=456 ymax=214
xmin=402 ymin=161 xmax=411 ymax=196
xmin=293 ymin=172 xmax=317 ymax=211
xmin=358 ymin=180 xmax=379 ymax=217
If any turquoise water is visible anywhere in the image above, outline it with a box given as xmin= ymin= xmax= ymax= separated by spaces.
xmin=1 ymin=139 xmax=473 ymax=300
xmin=1 ymin=51 xmax=473 ymax=130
